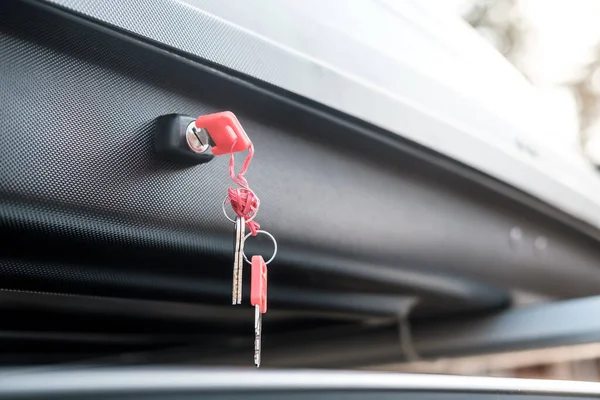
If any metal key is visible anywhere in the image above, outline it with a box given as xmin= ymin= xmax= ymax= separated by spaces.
xmin=250 ymin=255 xmax=267 ymax=367
xmin=236 ymin=217 xmax=246 ymax=304
xmin=254 ymin=303 xmax=262 ymax=367
xmin=231 ymin=216 xmax=245 ymax=305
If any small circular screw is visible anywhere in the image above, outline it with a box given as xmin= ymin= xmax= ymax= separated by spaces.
xmin=510 ymin=227 xmax=522 ymax=241
xmin=509 ymin=226 xmax=522 ymax=251
xmin=534 ymin=236 xmax=548 ymax=251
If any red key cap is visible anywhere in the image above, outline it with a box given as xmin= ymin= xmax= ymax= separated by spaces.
xmin=250 ymin=255 xmax=267 ymax=314
xmin=194 ymin=111 xmax=251 ymax=156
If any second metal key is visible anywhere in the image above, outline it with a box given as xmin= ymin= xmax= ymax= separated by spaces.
xmin=232 ymin=216 xmax=245 ymax=304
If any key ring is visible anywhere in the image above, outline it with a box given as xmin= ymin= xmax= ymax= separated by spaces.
xmin=242 ymin=230 xmax=277 ymax=265
xmin=222 ymin=196 xmax=257 ymax=223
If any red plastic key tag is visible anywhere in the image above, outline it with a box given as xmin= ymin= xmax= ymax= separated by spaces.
xmin=194 ymin=111 xmax=251 ymax=156
xmin=250 ymin=255 xmax=267 ymax=314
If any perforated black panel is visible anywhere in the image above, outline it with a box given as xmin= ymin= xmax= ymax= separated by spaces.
xmin=0 ymin=0 xmax=599 ymax=323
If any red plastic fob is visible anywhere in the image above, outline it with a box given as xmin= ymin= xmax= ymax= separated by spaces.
xmin=194 ymin=111 xmax=251 ymax=156
xmin=250 ymin=255 xmax=267 ymax=314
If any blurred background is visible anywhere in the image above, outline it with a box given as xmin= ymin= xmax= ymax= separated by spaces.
xmin=370 ymin=0 xmax=600 ymax=381
xmin=369 ymin=343 xmax=600 ymax=381
xmin=439 ymin=0 xmax=600 ymax=163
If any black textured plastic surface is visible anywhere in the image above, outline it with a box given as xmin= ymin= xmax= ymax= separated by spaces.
xmin=0 ymin=0 xmax=505 ymax=309
xmin=0 ymin=0 xmax=599 ymax=325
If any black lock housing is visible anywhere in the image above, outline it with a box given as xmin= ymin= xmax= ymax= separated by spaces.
xmin=154 ymin=114 xmax=215 ymax=165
